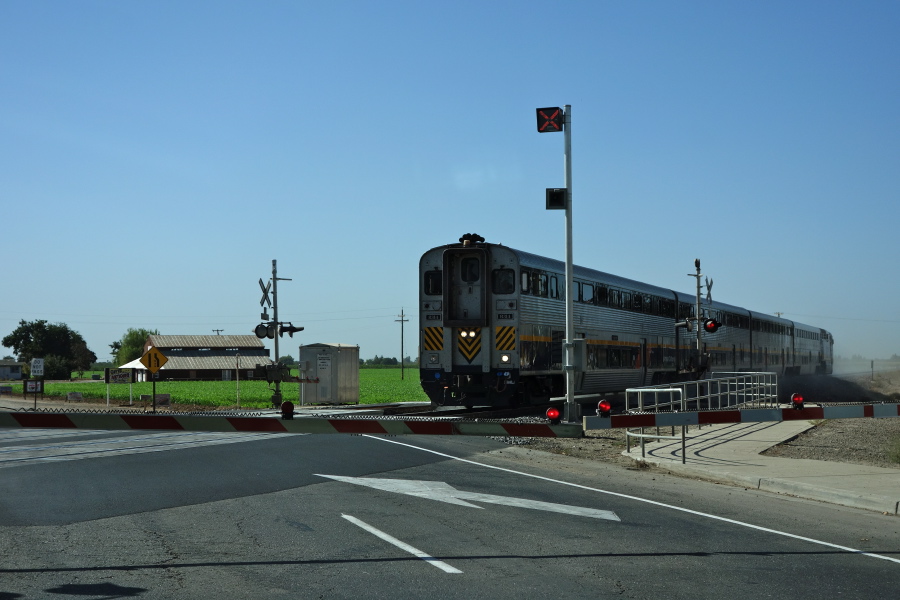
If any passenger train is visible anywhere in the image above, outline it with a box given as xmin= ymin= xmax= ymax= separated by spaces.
xmin=419 ymin=234 xmax=834 ymax=407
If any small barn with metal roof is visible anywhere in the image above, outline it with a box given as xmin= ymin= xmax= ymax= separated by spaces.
xmin=121 ymin=335 xmax=273 ymax=381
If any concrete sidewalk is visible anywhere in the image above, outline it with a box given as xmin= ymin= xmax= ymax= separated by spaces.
xmin=624 ymin=417 xmax=900 ymax=515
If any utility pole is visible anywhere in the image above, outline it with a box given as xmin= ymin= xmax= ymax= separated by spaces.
xmin=396 ymin=308 xmax=408 ymax=379
xmin=212 ymin=329 xmax=224 ymax=335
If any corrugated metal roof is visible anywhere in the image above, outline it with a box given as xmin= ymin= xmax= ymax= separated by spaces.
xmin=147 ymin=335 xmax=265 ymax=349
xmin=120 ymin=355 xmax=273 ymax=371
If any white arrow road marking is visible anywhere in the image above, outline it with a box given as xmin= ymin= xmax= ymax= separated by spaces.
xmin=342 ymin=514 xmax=462 ymax=574
xmin=362 ymin=435 xmax=900 ymax=566
xmin=318 ymin=475 xmax=620 ymax=522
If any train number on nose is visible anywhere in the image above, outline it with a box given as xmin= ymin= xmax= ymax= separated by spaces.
xmin=497 ymin=313 xmax=514 ymax=320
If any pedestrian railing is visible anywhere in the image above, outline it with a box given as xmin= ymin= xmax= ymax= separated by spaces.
xmin=624 ymin=372 xmax=779 ymax=464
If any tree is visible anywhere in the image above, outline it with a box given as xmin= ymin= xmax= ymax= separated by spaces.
xmin=2 ymin=319 xmax=97 ymax=379
xmin=112 ymin=328 xmax=159 ymax=366
xmin=279 ymin=354 xmax=296 ymax=365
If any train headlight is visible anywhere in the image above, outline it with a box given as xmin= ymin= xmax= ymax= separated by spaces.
xmin=428 ymin=354 xmax=439 ymax=364
xmin=500 ymin=354 xmax=511 ymax=363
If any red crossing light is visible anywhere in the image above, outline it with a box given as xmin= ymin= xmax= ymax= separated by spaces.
xmin=597 ymin=400 xmax=611 ymax=417
xmin=790 ymin=393 xmax=804 ymax=410
xmin=546 ymin=407 xmax=561 ymax=424
xmin=536 ymin=107 xmax=563 ymax=132
xmin=281 ymin=400 xmax=295 ymax=420
xmin=703 ymin=319 xmax=721 ymax=334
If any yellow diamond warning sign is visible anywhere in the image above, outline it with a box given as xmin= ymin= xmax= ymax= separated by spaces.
xmin=140 ymin=347 xmax=168 ymax=374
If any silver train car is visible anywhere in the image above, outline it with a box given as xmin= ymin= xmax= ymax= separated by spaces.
xmin=419 ymin=234 xmax=834 ymax=407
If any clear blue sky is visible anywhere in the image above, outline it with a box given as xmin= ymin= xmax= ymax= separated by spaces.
xmin=1 ymin=1 xmax=898 ymax=363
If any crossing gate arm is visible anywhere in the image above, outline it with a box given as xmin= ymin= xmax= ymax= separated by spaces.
xmin=0 ymin=412 xmax=583 ymax=438
xmin=583 ymin=403 xmax=900 ymax=430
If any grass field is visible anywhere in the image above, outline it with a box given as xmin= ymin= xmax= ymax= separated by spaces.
xmin=1 ymin=368 xmax=429 ymax=408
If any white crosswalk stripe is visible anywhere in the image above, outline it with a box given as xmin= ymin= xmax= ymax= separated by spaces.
xmin=0 ymin=429 xmax=296 ymax=468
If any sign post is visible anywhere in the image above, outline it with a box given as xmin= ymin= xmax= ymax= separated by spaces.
xmin=536 ymin=105 xmax=576 ymax=422
xmin=29 ymin=358 xmax=44 ymax=409
xmin=105 ymin=368 xmax=136 ymax=406
xmin=139 ymin=348 xmax=168 ymax=413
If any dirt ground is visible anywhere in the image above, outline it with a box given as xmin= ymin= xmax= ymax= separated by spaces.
xmin=520 ymin=370 xmax=900 ymax=470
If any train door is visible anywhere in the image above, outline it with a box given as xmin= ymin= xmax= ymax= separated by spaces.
xmin=443 ymin=248 xmax=487 ymax=327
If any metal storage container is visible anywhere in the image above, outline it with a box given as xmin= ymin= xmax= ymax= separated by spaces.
xmin=297 ymin=343 xmax=359 ymax=404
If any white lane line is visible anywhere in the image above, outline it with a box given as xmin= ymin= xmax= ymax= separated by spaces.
xmin=362 ymin=435 xmax=900 ymax=566
xmin=341 ymin=514 xmax=462 ymax=574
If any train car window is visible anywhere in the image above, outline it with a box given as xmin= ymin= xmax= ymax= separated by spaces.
xmin=537 ymin=273 xmax=549 ymax=297
xmin=549 ymin=276 xmax=560 ymax=299
xmin=581 ymin=282 xmax=594 ymax=304
xmin=609 ymin=348 xmax=621 ymax=368
xmin=423 ymin=270 xmax=442 ymax=295
xmin=633 ymin=294 xmax=643 ymax=311
xmin=492 ymin=268 xmax=515 ymax=295
xmin=596 ymin=285 xmax=608 ymax=305
xmin=622 ymin=292 xmax=632 ymax=310
xmin=610 ymin=289 xmax=621 ymax=308
xmin=520 ymin=269 xmax=532 ymax=295
xmin=659 ymin=299 xmax=675 ymax=318
xmin=460 ymin=257 xmax=480 ymax=283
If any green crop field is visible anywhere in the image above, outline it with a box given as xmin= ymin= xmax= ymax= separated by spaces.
xmin=2 ymin=368 xmax=429 ymax=409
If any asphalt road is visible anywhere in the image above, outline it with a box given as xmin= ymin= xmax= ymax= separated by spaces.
xmin=1 ymin=429 xmax=898 ymax=599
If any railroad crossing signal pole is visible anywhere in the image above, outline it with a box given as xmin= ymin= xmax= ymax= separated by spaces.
xmin=691 ymin=259 xmax=703 ymax=364
xmin=537 ymin=104 xmax=576 ymax=422
xmin=271 ymin=259 xmax=292 ymax=406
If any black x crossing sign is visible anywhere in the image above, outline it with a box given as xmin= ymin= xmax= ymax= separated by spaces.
xmin=536 ymin=107 xmax=563 ymax=132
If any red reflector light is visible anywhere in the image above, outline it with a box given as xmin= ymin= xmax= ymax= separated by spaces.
xmin=546 ymin=407 xmax=561 ymax=421
xmin=597 ymin=400 xmax=612 ymax=413
xmin=791 ymin=394 xmax=804 ymax=404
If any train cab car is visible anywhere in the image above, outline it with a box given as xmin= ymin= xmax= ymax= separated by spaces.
xmin=419 ymin=234 xmax=522 ymax=407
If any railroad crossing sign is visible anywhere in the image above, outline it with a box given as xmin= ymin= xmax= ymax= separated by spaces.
xmin=259 ymin=278 xmax=272 ymax=307
xmin=140 ymin=348 xmax=168 ymax=373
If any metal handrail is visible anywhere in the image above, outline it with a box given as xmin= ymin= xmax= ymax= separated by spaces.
xmin=623 ymin=373 xmax=779 ymax=464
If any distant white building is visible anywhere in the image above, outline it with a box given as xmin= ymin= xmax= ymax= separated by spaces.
xmin=0 ymin=360 xmax=25 ymax=380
